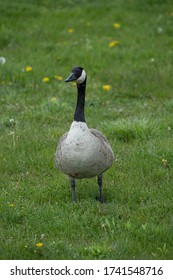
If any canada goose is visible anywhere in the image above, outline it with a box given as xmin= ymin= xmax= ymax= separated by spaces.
xmin=55 ymin=66 xmax=114 ymax=202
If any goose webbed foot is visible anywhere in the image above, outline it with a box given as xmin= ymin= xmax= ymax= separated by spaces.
xmin=69 ymin=177 xmax=77 ymax=202
xmin=96 ymin=174 xmax=105 ymax=203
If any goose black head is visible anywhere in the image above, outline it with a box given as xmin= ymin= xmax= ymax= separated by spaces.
xmin=64 ymin=66 xmax=87 ymax=84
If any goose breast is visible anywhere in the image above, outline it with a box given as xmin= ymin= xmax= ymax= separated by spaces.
xmin=55 ymin=121 xmax=114 ymax=179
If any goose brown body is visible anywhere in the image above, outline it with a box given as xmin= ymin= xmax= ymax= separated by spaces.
xmin=55 ymin=121 xmax=114 ymax=179
xmin=54 ymin=66 xmax=115 ymax=202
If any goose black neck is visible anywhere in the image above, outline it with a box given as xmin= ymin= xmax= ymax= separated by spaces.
xmin=74 ymin=80 xmax=86 ymax=122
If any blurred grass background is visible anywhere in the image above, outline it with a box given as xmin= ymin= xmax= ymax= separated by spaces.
xmin=0 ymin=0 xmax=173 ymax=259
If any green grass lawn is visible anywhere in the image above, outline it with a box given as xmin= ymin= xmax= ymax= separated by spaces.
xmin=0 ymin=0 xmax=173 ymax=260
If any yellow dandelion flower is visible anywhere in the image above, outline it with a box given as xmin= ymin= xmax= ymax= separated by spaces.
xmin=54 ymin=75 xmax=63 ymax=81
xmin=113 ymin=22 xmax=121 ymax=29
xmin=9 ymin=204 xmax=14 ymax=207
xmin=25 ymin=66 xmax=33 ymax=72
xmin=42 ymin=77 xmax=50 ymax=83
xmin=102 ymin=85 xmax=112 ymax=91
xmin=162 ymin=159 xmax=168 ymax=165
xmin=72 ymin=82 xmax=76 ymax=86
xmin=50 ymin=97 xmax=57 ymax=102
xmin=67 ymin=28 xmax=74 ymax=33
xmin=36 ymin=242 xmax=43 ymax=248
xmin=161 ymin=158 xmax=170 ymax=170
xmin=109 ymin=40 xmax=119 ymax=48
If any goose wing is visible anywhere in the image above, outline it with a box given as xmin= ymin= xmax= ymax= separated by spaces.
xmin=57 ymin=131 xmax=68 ymax=146
xmin=89 ymin=128 xmax=110 ymax=144
xmin=55 ymin=132 xmax=68 ymax=167
xmin=89 ymin=128 xmax=115 ymax=162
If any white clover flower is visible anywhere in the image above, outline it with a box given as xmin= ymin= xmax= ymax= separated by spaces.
xmin=157 ymin=27 xmax=163 ymax=34
xmin=0 ymin=57 xmax=6 ymax=64
xmin=9 ymin=118 xmax=15 ymax=123
xmin=9 ymin=131 xmax=15 ymax=135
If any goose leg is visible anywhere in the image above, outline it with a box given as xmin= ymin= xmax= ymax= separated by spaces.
xmin=97 ymin=174 xmax=104 ymax=203
xmin=69 ymin=178 xmax=76 ymax=202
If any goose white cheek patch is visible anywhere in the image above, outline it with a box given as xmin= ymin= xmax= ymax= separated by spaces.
xmin=76 ymin=70 xmax=86 ymax=84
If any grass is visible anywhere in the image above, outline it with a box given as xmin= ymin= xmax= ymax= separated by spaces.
xmin=0 ymin=0 xmax=173 ymax=259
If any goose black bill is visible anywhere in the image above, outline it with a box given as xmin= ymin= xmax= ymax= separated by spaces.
xmin=64 ymin=72 xmax=77 ymax=83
